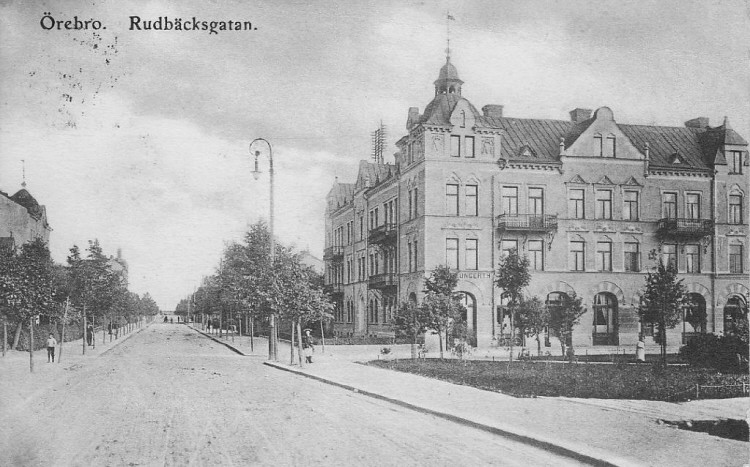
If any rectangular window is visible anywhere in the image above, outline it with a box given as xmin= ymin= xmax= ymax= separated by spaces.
xmin=501 ymin=239 xmax=518 ymax=258
xmin=408 ymin=241 xmax=413 ymax=273
xmin=529 ymin=187 xmax=544 ymax=216
xmin=408 ymin=190 xmax=413 ymax=220
xmin=413 ymin=240 xmax=418 ymax=271
xmin=528 ymin=240 xmax=544 ymax=271
xmin=623 ymin=190 xmax=639 ymax=221
xmin=369 ymin=211 xmax=374 ymax=230
xmin=731 ymin=151 xmax=744 ymax=174
xmin=596 ymin=190 xmax=612 ymax=219
xmin=685 ymin=245 xmax=700 ymax=273
xmin=465 ymin=136 xmax=475 ymax=158
xmin=569 ymin=189 xmax=585 ymax=219
xmin=606 ymin=135 xmax=616 ymax=158
xmin=465 ymin=239 xmax=478 ymax=270
xmin=594 ymin=135 xmax=603 ymax=157
xmin=686 ymin=194 xmax=700 ymax=219
xmin=446 ymin=183 xmax=459 ymax=216
xmin=663 ymin=193 xmax=677 ymax=219
xmin=414 ymin=188 xmax=419 ymax=217
xmin=570 ymin=241 xmax=585 ymax=271
xmin=662 ymin=244 xmax=677 ymax=269
xmin=596 ymin=241 xmax=612 ymax=271
xmin=466 ymin=184 xmax=478 ymax=216
xmin=624 ymin=242 xmax=640 ymax=272
xmin=451 ymin=135 xmax=461 ymax=157
xmin=446 ymin=238 xmax=459 ymax=269
xmin=374 ymin=207 xmax=379 ymax=226
xmin=502 ymin=187 xmax=518 ymax=215
xmin=359 ymin=216 xmax=364 ymax=240
xmin=729 ymin=195 xmax=743 ymax=224
xmin=730 ymin=245 xmax=743 ymax=273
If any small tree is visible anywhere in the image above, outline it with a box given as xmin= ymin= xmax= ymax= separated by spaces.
xmin=548 ymin=292 xmax=585 ymax=362
xmin=515 ymin=296 xmax=549 ymax=356
xmin=638 ymin=260 xmax=689 ymax=365
xmin=422 ymin=266 xmax=465 ymax=359
xmin=393 ymin=300 xmax=431 ymax=359
xmin=495 ymin=249 xmax=531 ymax=362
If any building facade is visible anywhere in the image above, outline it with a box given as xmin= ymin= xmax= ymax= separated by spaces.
xmin=0 ymin=187 xmax=52 ymax=252
xmin=324 ymin=58 xmax=749 ymax=350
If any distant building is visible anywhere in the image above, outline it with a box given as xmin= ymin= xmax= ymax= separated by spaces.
xmin=108 ymin=248 xmax=129 ymax=286
xmin=0 ymin=187 xmax=52 ymax=251
xmin=324 ymin=55 xmax=749 ymax=350
xmin=299 ymin=249 xmax=324 ymax=275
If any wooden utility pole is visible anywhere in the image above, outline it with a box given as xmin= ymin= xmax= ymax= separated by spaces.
xmin=2 ymin=318 xmax=6 ymax=357
xmin=82 ymin=304 xmax=87 ymax=355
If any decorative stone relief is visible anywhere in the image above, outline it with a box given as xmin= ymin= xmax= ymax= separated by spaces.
xmin=481 ymin=137 xmax=494 ymax=156
xmin=431 ymin=134 xmax=443 ymax=153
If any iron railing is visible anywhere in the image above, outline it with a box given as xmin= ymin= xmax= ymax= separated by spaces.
xmin=496 ymin=214 xmax=558 ymax=232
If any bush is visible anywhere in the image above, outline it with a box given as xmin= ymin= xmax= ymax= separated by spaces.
xmin=679 ymin=334 xmax=748 ymax=373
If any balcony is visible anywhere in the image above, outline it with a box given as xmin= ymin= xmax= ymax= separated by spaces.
xmin=496 ymin=214 xmax=558 ymax=232
xmin=323 ymin=246 xmax=344 ymax=262
xmin=368 ymin=223 xmax=397 ymax=245
xmin=368 ymin=272 xmax=397 ymax=290
xmin=656 ymin=218 xmax=713 ymax=240
xmin=323 ymin=283 xmax=344 ymax=296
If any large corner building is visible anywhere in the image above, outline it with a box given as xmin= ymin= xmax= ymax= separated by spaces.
xmin=324 ymin=57 xmax=749 ymax=351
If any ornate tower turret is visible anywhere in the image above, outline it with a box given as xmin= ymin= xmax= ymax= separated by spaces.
xmin=434 ymin=57 xmax=463 ymax=96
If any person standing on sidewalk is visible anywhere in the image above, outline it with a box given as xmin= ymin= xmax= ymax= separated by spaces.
xmin=46 ymin=333 xmax=57 ymax=363
xmin=636 ymin=336 xmax=646 ymax=363
xmin=86 ymin=323 xmax=94 ymax=346
xmin=303 ymin=329 xmax=314 ymax=363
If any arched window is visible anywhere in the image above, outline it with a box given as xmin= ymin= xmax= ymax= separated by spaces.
xmin=593 ymin=292 xmax=618 ymax=345
xmin=456 ymin=292 xmax=477 ymax=347
xmin=724 ymin=295 xmax=748 ymax=338
xmin=683 ymin=293 xmax=706 ymax=344
xmin=408 ymin=292 xmax=417 ymax=305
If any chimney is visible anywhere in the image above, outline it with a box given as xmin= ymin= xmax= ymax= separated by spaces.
xmin=482 ymin=105 xmax=504 ymax=119
xmin=569 ymin=108 xmax=592 ymax=124
xmin=684 ymin=117 xmax=709 ymax=129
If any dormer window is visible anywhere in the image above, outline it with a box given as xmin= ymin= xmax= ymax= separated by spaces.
xmin=594 ymin=134 xmax=603 ymax=157
xmin=671 ymin=153 xmax=685 ymax=164
xmin=460 ymin=110 xmax=466 ymax=128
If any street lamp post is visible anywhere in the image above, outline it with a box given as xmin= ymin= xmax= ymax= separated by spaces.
xmin=250 ymin=138 xmax=277 ymax=361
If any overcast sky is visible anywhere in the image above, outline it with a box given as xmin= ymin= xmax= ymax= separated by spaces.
xmin=1 ymin=0 xmax=748 ymax=309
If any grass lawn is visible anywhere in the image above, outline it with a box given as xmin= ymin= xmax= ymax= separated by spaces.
xmin=366 ymin=359 xmax=749 ymax=402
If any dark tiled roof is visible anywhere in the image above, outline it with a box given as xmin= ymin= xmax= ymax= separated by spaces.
xmin=419 ymin=94 xmax=482 ymax=126
xmin=481 ymin=117 xmax=571 ymax=162
xmin=619 ymin=124 xmax=707 ymax=169
xmin=355 ymin=161 xmax=394 ymax=191
xmin=327 ymin=182 xmax=355 ymax=210
xmin=10 ymin=189 xmax=44 ymax=219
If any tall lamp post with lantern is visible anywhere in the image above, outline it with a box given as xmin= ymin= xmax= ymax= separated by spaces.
xmin=250 ymin=138 xmax=278 ymax=361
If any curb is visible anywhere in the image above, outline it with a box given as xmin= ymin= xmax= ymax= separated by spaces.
xmin=187 ymin=325 xmax=247 ymax=356
xmin=99 ymin=322 xmax=151 ymax=356
xmin=264 ymin=360 xmax=638 ymax=467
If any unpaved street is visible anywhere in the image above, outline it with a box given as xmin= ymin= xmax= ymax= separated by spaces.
xmin=1 ymin=324 xmax=578 ymax=466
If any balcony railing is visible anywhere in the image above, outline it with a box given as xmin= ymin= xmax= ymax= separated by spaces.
xmin=368 ymin=223 xmax=397 ymax=245
xmin=656 ymin=218 xmax=713 ymax=240
xmin=496 ymin=214 xmax=558 ymax=232
xmin=323 ymin=283 xmax=344 ymax=296
xmin=323 ymin=246 xmax=344 ymax=261
xmin=368 ymin=272 xmax=397 ymax=290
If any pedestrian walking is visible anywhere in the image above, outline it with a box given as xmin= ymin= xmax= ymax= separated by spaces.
xmin=636 ymin=336 xmax=646 ymax=363
xmin=206 ymin=320 xmax=212 ymax=332
xmin=303 ymin=329 xmax=314 ymax=363
xmin=46 ymin=333 xmax=57 ymax=363
xmin=86 ymin=323 xmax=94 ymax=346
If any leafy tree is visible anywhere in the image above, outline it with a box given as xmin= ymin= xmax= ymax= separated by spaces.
xmin=0 ymin=238 xmax=56 ymax=371
xmin=422 ymin=266 xmax=465 ymax=359
xmin=638 ymin=260 xmax=689 ymax=365
xmin=515 ymin=296 xmax=549 ymax=356
xmin=495 ymin=249 xmax=531 ymax=362
xmin=547 ymin=292 xmax=585 ymax=361
xmin=393 ymin=300 xmax=432 ymax=359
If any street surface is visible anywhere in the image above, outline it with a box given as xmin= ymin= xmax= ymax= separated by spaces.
xmin=0 ymin=323 xmax=579 ymax=466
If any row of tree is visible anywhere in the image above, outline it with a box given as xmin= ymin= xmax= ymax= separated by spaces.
xmin=0 ymin=238 xmax=160 ymax=370
xmin=394 ymin=249 xmax=745 ymax=365
xmin=174 ymin=221 xmax=333 ymax=365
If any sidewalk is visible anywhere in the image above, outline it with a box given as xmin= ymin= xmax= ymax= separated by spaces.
xmin=0 ymin=322 xmax=151 ymax=412
xmin=188 ymin=325 xmax=749 ymax=467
